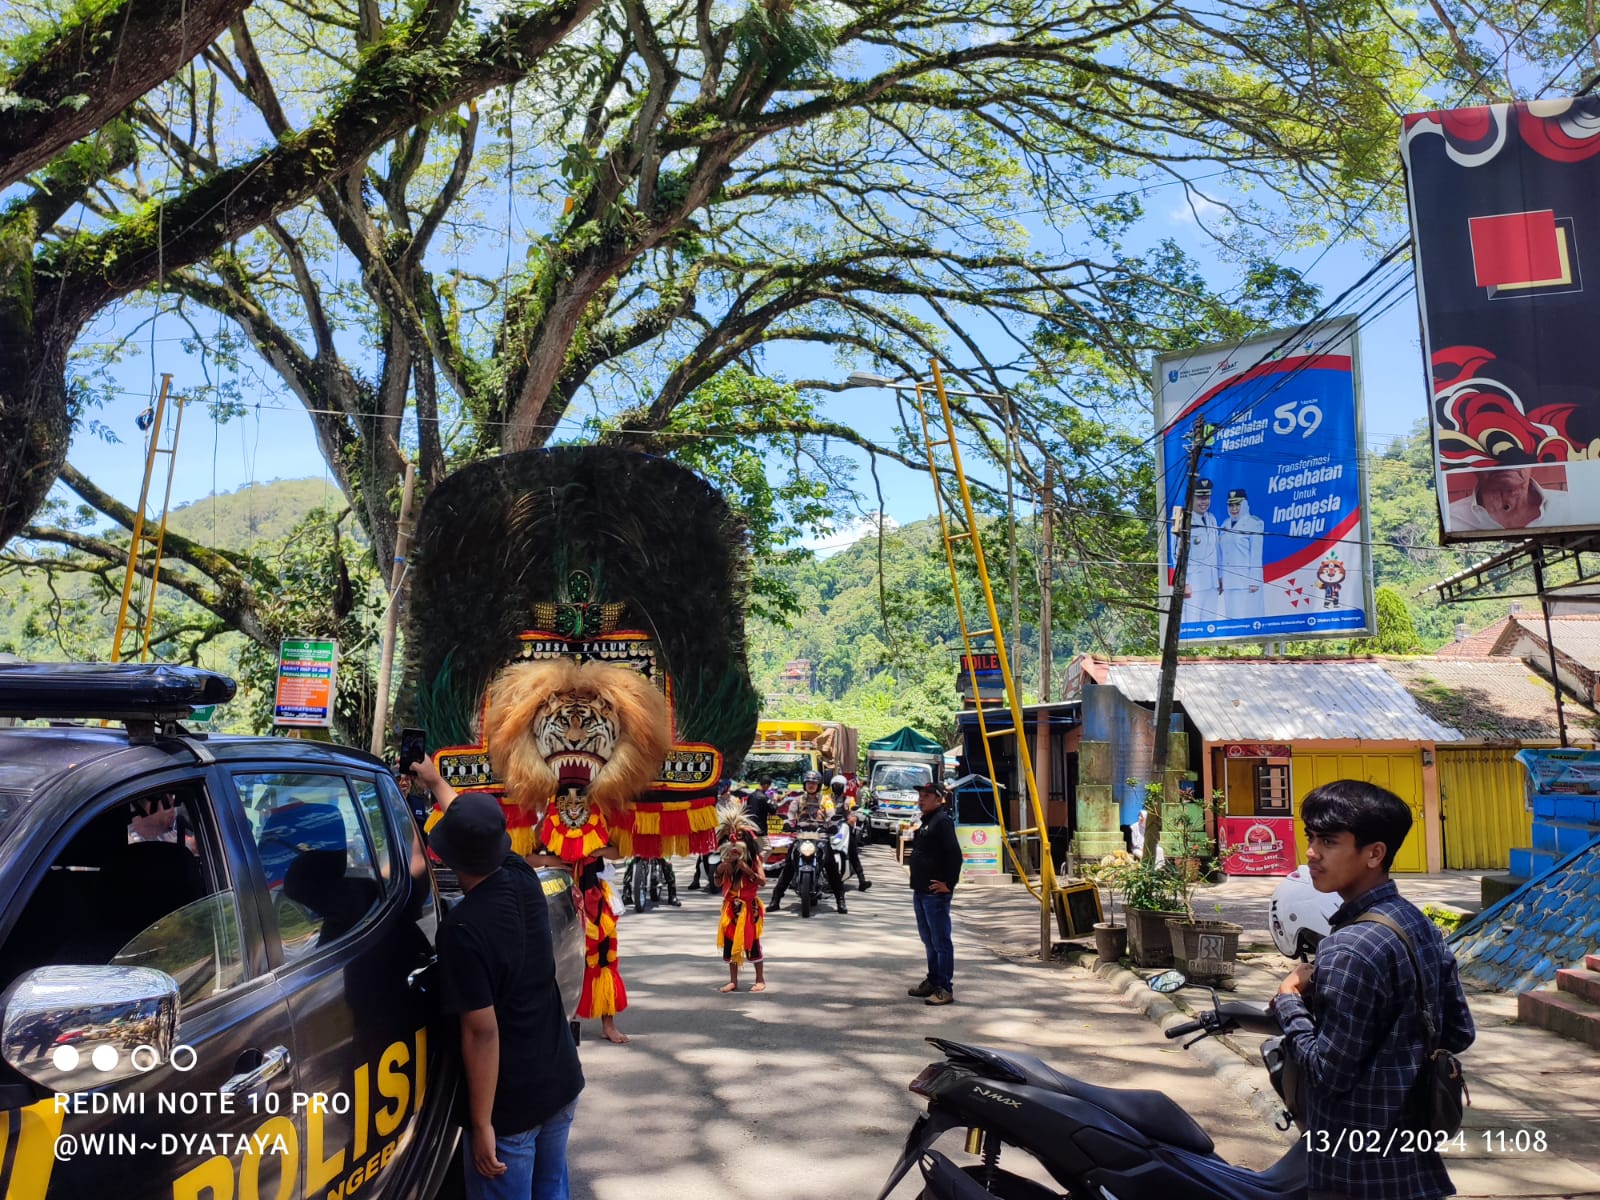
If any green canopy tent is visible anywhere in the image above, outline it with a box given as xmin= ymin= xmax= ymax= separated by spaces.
xmin=867 ymin=726 xmax=943 ymax=755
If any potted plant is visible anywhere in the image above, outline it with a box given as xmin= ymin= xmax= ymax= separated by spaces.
xmin=1123 ymin=856 xmax=1187 ymax=967
xmin=1085 ymin=850 xmax=1135 ymax=963
xmin=1164 ymin=791 xmax=1243 ymax=982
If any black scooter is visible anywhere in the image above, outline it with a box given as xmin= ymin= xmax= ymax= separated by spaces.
xmin=876 ymin=971 xmax=1306 ymax=1200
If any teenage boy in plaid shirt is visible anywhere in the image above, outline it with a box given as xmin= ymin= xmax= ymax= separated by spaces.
xmin=1272 ymin=781 xmax=1474 ymax=1200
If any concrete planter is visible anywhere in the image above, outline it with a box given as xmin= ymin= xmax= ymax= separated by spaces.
xmin=1166 ymin=917 xmax=1244 ymax=982
xmin=1092 ymin=922 xmax=1128 ymax=963
xmin=1127 ymin=907 xmax=1185 ymax=967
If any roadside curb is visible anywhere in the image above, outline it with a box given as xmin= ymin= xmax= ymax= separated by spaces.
xmin=1089 ymin=958 xmax=1294 ymax=1136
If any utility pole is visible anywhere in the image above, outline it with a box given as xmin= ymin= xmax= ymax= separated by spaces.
xmin=1005 ymin=394 xmax=1021 ymax=679
xmin=370 ymin=462 xmax=418 ymax=757
xmin=1142 ymin=420 xmax=1210 ymax=864
xmin=1039 ymin=462 xmax=1053 ymax=702
xmin=1036 ymin=462 xmax=1054 ymax=863
xmin=1532 ymin=550 xmax=1570 ymax=748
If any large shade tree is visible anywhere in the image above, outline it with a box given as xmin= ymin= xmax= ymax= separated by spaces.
xmin=8 ymin=0 xmax=1537 ymax=679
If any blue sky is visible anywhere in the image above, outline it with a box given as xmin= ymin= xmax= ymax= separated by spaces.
xmin=59 ymin=228 xmax=1429 ymax=548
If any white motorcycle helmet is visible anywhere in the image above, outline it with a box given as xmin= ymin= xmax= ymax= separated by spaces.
xmin=1269 ymin=865 xmax=1342 ymax=960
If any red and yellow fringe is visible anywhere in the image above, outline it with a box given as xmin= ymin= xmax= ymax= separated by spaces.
xmin=613 ymin=796 xmax=719 ymax=858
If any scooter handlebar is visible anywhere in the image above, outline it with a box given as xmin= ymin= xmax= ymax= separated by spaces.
xmin=1165 ymin=1020 xmax=1205 ymax=1039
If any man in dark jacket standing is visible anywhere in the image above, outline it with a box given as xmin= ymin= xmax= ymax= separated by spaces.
xmin=417 ymin=756 xmax=585 ymax=1200
xmin=907 ymin=780 xmax=961 ymax=1006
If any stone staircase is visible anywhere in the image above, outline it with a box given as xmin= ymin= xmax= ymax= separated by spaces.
xmin=1519 ymin=953 xmax=1600 ymax=1049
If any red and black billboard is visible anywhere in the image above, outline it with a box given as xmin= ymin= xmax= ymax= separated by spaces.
xmin=1401 ymin=99 xmax=1600 ymax=541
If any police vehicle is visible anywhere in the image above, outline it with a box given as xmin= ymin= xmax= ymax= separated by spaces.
xmin=0 ymin=663 xmax=583 ymax=1200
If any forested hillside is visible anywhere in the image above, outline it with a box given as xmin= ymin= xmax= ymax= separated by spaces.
xmin=0 ymin=424 xmax=1535 ymax=744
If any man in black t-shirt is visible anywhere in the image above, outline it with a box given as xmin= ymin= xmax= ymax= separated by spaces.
xmin=417 ymin=757 xmax=585 ymax=1200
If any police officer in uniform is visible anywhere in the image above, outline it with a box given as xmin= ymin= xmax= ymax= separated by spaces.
xmin=768 ymin=770 xmax=848 ymax=913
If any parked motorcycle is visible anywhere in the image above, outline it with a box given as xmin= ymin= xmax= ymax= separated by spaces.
xmin=877 ymin=971 xmax=1306 ymax=1200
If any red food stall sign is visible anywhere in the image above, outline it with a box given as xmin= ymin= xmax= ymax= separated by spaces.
xmin=1221 ymin=816 xmax=1297 ymax=875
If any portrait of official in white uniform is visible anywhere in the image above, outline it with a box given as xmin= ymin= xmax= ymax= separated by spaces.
xmin=1219 ymin=487 xmax=1265 ymax=620
xmin=1179 ymin=477 xmax=1223 ymax=623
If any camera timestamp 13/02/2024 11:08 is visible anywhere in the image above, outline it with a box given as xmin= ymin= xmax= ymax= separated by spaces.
xmin=1300 ymin=1129 xmax=1551 ymax=1156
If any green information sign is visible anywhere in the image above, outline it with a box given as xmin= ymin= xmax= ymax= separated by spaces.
xmin=274 ymin=637 xmax=339 ymax=728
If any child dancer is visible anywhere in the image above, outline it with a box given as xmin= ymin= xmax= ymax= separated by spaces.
xmin=717 ymin=840 xmax=767 ymax=993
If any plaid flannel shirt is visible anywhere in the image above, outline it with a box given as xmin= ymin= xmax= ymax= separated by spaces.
xmin=1273 ymin=881 xmax=1475 ymax=1199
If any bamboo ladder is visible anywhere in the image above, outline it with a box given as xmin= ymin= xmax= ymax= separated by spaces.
xmin=915 ymin=360 xmax=1061 ymax=961
xmin=109 ymin=373 xmax=188 ymax=664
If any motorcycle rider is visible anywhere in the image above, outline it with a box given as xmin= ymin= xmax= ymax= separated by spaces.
xmin=830 ymin=774 xmax=872 ymax=891
xmin=768 ymin=770 xmax=848 ymax=913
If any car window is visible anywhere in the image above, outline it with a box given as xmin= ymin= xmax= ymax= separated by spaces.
xmin=234 ymin=772 xmax=385 ymax=964
xmin=351 ymin=776 xmax=398 ymax=887
xmin=0 ymin=782 xmax=246 ymax=1009
xmin=874 ymin=764 xmax=932 ymax=790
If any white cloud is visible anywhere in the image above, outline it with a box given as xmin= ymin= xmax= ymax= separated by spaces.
xmin=1168 ymin=196 xmax=1230 ymax=226
xmin=801 ymin=514 xmax=900 ymax=558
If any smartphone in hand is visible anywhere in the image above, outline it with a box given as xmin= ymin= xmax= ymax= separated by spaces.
xmin=398 ymin=727 xmax=427 ymax=776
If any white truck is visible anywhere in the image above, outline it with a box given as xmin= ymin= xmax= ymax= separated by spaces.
xmin=863 ymin=726 xmax=944 ymax=844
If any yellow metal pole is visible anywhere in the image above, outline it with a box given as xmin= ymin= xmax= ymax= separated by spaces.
xmin=136 ymin=395 xmax=188 ymax=662
xmin=912 ymin=386 xmax=1038 ymax=894
xmin=928 ymin=360 xmax=1058 ymax=957
xmin=110 ymin=374 xmax=171 ymax=663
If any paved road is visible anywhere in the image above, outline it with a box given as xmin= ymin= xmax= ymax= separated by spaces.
xmin=564 ymin=847 xmax=1294 ymax=1200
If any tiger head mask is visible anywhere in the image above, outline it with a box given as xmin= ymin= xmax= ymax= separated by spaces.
xmin=483 ymin=658 xmax=671 ymax=818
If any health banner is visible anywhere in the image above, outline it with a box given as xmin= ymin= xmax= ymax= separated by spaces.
xmin=956 ymin=824 xmax=1003 ymax=874
xmin=1155 ymin=320 xmax=1374 ymax=646
xmin=1221 ymin=816 xmax=1298 ymax=875
xmin=273 ymin=637 xmax=338 ymax=727
xmin=1400 ymin=99 xmax=1600 ymax=542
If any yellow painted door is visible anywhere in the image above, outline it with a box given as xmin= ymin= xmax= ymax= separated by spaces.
xmin=1438 ymin=748 xmax=1531 ymax=870
xmin=1292 ymin=750 xmax=1429 ymax=873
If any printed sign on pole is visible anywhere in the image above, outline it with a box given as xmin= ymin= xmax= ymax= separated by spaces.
xmin=1154 ymin=319 xmax=1374 ymax=647
xmin=274 ymin=637 xmax=339 ymax=728
xmin=956 ymin=824 xmax=1003 ymax=874
xmin=1400 ymin=99 xmax=1600 ymax=542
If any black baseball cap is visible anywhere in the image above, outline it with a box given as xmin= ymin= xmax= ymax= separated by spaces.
xmin=428 ymin=793 xmax=512 ymax=876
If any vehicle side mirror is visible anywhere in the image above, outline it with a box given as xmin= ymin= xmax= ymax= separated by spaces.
xmin=1 ymin=965 xmax=180 ymax=1090
xmin=1148 ymin=969 xmax=1189 ymax=994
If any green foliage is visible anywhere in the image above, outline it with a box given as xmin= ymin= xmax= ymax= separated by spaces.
xmin=1122 ymin=858 xmax=1186 ymax=913
xmin=165 ymin=479 xmax=355 ymax=551
xmin=234 ymin=507 xmax=382 ymax=744
xmin=1422 ymin=903 xmax=1466 ymax=934
xmin=1084 ymin=848 xmax=1138 ymax=925
xmin=1354 ymin=586 xmax=1423 ymax=655
xmin=639 ymin=370 xmax=843 ymax=623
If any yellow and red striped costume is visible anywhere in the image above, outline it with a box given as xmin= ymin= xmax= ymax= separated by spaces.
xmin=537 ymin=804 xmax=626 ymax=1020
xmin=717 ymin=875 xmax=765 ymax=966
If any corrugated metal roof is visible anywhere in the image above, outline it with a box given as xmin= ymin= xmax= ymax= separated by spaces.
xmin=1378 ymin=659 xmax=1580 ymax=742
xmin=1106 ymin=661 xmax=1460 ymax=744
xmin=1538 ymin=616 xmax=1600 ymax=672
